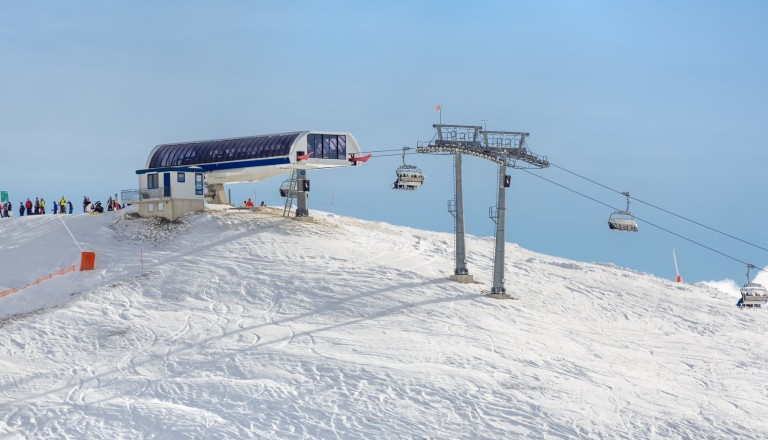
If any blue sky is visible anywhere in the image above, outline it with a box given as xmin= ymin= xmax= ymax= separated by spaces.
xmin=1 ymin=0 xmax=766 ymax=284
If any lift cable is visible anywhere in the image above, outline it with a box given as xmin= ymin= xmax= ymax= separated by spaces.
xmin=548 ymin=162 xmax=768 ymax=254
xmin=364 ymin=148 xmax=410 ymax=154
xmin=367 ymin=146 xmax=766 ymax=267
xmin=520 ymin=168 xmax=765 ymax=273
xmin=368 ymin=152 xmax=410 ymax=158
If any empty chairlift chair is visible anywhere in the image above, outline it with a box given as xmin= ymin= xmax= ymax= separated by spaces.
xmin=608 ymin=192 xmax=638 ymax=232
xmin=279 ymin=179 xmax=297 ymax=198
xmin=393 ymin=147 xmax=425 ymax=190
xmin=738 ymin=264 xmax=768 ymax=308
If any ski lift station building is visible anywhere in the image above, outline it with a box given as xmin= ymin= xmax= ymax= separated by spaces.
xmin=126 ymin=131 xmax=365 ymax=221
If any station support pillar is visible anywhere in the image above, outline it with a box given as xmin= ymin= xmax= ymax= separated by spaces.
xmin=211 ymin=183 xmax=228 ymax=205
xmin=296 ymin=170 xmax=310 ymax=218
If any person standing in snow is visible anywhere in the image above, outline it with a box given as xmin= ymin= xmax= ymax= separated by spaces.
xmin=19 ymin=201 xmax=25 ymax=217
xmin=59 ymin=196 xmax=66 ymax=214
xmin=68 ymin=200 xmax=73 ymax=214
xmin=40 ymin=198 xmax=45 ymax=214
xmin=82 ymin=196 xmax=89 ymax=213
xmin=25 ymin=198 xmax=32 ymax=216
xmin=52 ymin=200 xmax=58 ymax=215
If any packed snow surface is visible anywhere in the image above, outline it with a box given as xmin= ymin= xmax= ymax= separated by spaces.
xmin=0 ymin=207 xmax=766 ymax=439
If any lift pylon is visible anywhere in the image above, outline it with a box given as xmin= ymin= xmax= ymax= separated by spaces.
xmin=417 ymin=124 xmax=549 ymax=297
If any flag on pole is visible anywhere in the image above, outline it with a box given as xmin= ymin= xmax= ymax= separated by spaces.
xmin=435 ymin=105 xmax=443 ymax=111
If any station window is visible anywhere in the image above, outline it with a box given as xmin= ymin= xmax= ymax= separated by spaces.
xmin=177 ymin=172 xmax=185 ymax=183
xmin=306 ymin=134 xmax=347 ymax=159
xmin=195 ymin=173 xmax=204 ymax=195
xmin=147 ymin=173 xmax=159 ymax=189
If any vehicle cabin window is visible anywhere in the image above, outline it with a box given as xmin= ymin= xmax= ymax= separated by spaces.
xmin=177 ymin=172 xmax=185 ymax=183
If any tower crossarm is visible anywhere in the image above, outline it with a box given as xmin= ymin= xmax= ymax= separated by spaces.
xmin=416 ymin=145 xmax=549 ymax=169
xmin=416 ymin=145 xmax=504 ymax=164
xmin=417 ymin=127 xmax=548 ymax=168
xmin=481 ymin=130 xmax=549 ymax=169
xmin=502 ymin=148 xmax=549 ymax=169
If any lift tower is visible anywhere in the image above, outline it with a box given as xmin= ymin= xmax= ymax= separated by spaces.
xmin=424 ymin=124 xmax=482 ymax=283
xmin=417 ymin=125 xmax=549 ymax=297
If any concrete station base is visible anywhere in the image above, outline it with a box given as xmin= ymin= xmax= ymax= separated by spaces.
xmin=449 ymin=274 xmax=475 ymax=283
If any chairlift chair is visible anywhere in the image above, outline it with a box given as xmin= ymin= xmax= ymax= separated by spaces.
xmin=279 ymin=180 xmax=297 ymax=198
xmin=738 ymin=264 xmax=768 ymax=308
xmin=608 ymin=192 xmax=638 ymax=232
xmin=393 ymin=147 xmax=425 ymax=190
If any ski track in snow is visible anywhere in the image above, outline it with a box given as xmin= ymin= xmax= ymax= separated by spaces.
xmin=0 ymin=206 xmax=766 ymax=439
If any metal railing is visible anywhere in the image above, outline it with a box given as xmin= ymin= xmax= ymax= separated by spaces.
xmin=121 ymin=188 xmax=167 ymax=201
xmin=121 ymin=189 xmax=140 ymax=202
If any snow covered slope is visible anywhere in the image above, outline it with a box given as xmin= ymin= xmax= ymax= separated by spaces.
xmin=0 ymin=207 xmax=766 ymax=439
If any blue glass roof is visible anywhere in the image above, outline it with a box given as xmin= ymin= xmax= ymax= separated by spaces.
xmin=147 ymin=132 xmax=302 ymax=168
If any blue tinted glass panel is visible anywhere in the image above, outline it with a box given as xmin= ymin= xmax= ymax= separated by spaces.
xmin=225 ymin=142 xmax=237 ymax=161
xmin=329 ymin=136 xmax=338 ymax=159
xmin=254 ymin=137 xmax=268 ymax=158
xmin=271 ymin=136 xmax=282 ymax=156
xmin=205 ymin=142 xmax=219 ymax=162
xmin=273 ymin=136 xmax=286 ymax=156
xmin=322 ymin=136 xmax=331 ymax=158
xmin=274 ymin=136 xmax=290 ymax=156
xmin=236 ymin=139 xmax=248 ymax=158
xmin=308 ymin=134 xmax=318 ymax=157
xmin=145 ymin=132 xmax=302 ymax=168
xmin=166 ymin=145 xmax=182 ymax=166
xmin=182 ymin=145 xmax=197 ymax=165
xmin=175 ymin=146 xmax=187 ymax=165
xmin=156 ymin=146 xmax=172 ymax=167
xmin=267 ymin=139 xmax=277 ymax=156
xmin=278 ymin=134 xmax=292 ymax=155
xmin=170 ymin=145 xmax=186 ymax=165
xmin=239 ymin=140 xmax=249 ymax=158
xmin=338 ymin=135 xmax=346 ymax=157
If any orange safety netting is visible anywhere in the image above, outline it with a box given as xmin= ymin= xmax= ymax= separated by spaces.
xmin=0 ymin=265 xmax=77 ymax=298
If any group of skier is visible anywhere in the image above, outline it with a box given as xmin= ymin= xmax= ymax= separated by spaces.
xmin=0 ymin=194 xmax=123 ymax=219
xmin=0 ymin=197 xmax=72 ymax=218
